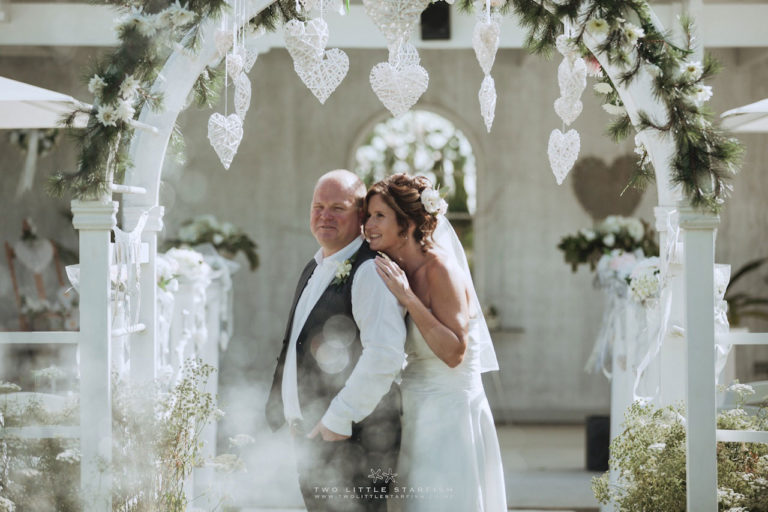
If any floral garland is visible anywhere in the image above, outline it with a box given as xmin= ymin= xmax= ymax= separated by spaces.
xmin=557 ymin=215 xmax=658 ymax=272
xmin=49 ymin=0 xmax=303 ymax=200
xmin=459 ymin=0 xmax=742 ymax=211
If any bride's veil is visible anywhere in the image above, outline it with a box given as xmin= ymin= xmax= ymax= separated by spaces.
xmin=433 ymin=215 xmax=499 ymax=373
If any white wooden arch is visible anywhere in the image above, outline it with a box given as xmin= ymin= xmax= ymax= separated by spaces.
xmin=91 ymin=1 xmax=766 ymax=510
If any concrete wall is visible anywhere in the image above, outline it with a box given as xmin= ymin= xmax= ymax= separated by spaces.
xmin=1 ymin=45 xmax=767 ymax=426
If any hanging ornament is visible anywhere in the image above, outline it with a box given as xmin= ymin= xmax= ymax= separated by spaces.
xmin=294 ymin=48 xmax=350 ymax=104
xmin=215 ymin=30 xmax=234 ymax=56
xmin=207 ymin=113 xmax=244 ymax=170
xmin=557 ymin=56 xmax=587 ymax=100
xmin=362 ymin=0 xmax=431 ymax=46
xmin=554 ymin=96 xmax=583 ymax=126
xmin=226 ymin=52 xmax=244 ymax=80
xmin=478 ymin=75 xmax=496 ymax=133
xmin=370 ymin=60 xmax=429 ymax=117
xmin=242 ymin=46 xmax=259 ymax=73
xmin=234 ymin=73 xmax=252 ymax=120
xmin=555 ymin=34 xmax=580 ymax=62
xmin=472 ymin=18 xmax=500 ymax=75
xmin=548 ymin=128 xmax=580 ymax=185
xmin=284 ymin=18 xmax=329 ymax=67
xmin=13 ymin=238 xmax=54 ymax=274
xmin=389 ymin=42 xmax=420 ymax=69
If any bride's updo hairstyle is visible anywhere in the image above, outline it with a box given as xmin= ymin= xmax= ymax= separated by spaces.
xmin=365 ymin=173 xmax=438 ymax=251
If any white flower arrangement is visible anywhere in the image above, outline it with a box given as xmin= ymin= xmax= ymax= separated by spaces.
xmin=586 ymin=18 xmax=610 ymax=37
xmin=623 ymin=22 xmax=645 ymax=45
xmin=116 ymin=99 xmax=136 ymax=123
xmin=628 ymin=256 xmax=661 ymax=304
xmin=119 ymin=74 xmax=140 ymax=101
xmin=165 ymin=247 xmax=212 ymax=283
xmin=420 ymin=188 xmax=448 ymax=216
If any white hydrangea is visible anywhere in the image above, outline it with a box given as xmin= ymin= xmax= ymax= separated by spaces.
xmin=600 ymin=215 xmax=621 ymax=234
xmin=602 ymin=233 xmax=615 ymax=247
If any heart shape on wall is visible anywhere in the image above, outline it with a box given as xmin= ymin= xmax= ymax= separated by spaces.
xmin=571 ymin=155 xmax=645 ymax=219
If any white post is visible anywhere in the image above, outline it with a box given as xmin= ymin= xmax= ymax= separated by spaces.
xmin=72 ymin=198 xmax=117 ymax=512
xmin=123 ymin=205 xmax=164 ymax=383
xmin=679 ymin=204 xmax=719 ymax=511
xmin=655 ymin=207 xmax=687 ymax=407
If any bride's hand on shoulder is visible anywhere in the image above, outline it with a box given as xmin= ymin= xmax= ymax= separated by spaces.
xmin=374 ymin=256 xmax=414 ymax=305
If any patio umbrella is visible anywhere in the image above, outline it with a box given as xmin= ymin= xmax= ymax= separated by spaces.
xmin=721 ymin=98 xmax=768 ymax=133
xmin=0 ymin=75 xmax=90 ymax=129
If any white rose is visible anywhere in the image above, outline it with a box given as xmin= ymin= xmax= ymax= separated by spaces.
xmin=420 ymin=188 xmax=447 ymax=215
xmin=579 ymin=228 xmax=596 ymax=241
xmin=603 ymin=233 xmax=615 ymax=247
xmin=627 ymin=219 xmax=645 ymax=242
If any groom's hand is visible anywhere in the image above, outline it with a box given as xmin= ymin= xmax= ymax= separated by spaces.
xmin=307 ymin=421 xmax=350 ymax=442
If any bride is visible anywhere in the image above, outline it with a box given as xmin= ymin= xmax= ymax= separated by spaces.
xmin=364 ymin=174 xmax=507 ymax=511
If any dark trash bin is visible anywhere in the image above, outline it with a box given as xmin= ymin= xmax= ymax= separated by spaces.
xmin=586 ymin=415 xmax=610 ymax=472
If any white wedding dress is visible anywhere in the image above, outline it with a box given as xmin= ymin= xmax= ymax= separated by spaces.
xmin=395 ymin=314 xmax=507 ymax=512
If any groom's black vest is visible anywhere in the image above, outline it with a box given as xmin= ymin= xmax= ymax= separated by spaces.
xmin=265 ymin=242 xmax=399 ymax=432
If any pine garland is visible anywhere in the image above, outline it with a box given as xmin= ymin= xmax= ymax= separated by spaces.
xmin=491 ymin=0 xmax=742 ymax=211
xmin=50 ymin=0 xmax=302 ymax=200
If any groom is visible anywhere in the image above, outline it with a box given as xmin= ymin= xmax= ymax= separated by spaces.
xmin=265 ymin=169 xmax=406 ymax=511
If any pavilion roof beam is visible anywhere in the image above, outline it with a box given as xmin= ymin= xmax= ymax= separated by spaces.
xmin=1 ymin=3 xmax=768 ymax=48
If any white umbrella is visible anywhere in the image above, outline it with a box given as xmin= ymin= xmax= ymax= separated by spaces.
xmin=720 ymin=98 xmax=768 ymax=133
xmin=0 ymin=76 xmax=91 ymax=129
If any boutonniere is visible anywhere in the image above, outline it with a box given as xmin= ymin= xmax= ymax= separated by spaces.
xmin=331 ymin=254 xmax=356 ymax=286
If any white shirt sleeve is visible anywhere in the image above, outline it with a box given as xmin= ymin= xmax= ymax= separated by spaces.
xmin=321 ymin=259 xmax=407 ymax=436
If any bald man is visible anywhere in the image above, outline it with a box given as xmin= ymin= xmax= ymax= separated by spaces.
xmin=266 ymin=170 xmax=406 ymax=511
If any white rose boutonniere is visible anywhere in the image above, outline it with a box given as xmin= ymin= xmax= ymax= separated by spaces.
xmin=331 ymin=257 xmax=354 ymax=286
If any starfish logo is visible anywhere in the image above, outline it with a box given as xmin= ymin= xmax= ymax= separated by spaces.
xmin=368 ymin=467 xmax=397 ymax=484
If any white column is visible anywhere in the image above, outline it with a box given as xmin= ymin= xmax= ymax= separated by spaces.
xmin=72 ymin=198 xmax=117 ymax=512
xmin=123 ymin=205 xmax=164 ymax=383
xmin=679 ymin=205 xmax=719 ymax=512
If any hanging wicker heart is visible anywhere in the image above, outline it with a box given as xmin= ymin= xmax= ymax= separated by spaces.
xmin=554 ymin=96 xmax=583 ymax=125
xmin=207 ymin=113 xmax=243 ymax=170
xmin=555 ymin=34 xmax=579 ymax=61
xmin=548 ymin=128 xmax=581 ymax=185
xmin=295 ymin=48 xmax=349 ymax=104
xmin=215 ymin=30 xmax=234 ymax=56
xmin=473 ymin=19 xmax=500 ymax=75
xmin=226 ymin=52 xmax=244 ymax=80
xmin=234 ymin=73 xmax=252 ymax=120
xmin=284 ymin=18 xmax=329 ymax=66
xmin=557 ymin=57 xmax=587 ymax=99
xmin=388 ymin=42 xmax=420 ymax=69
xmin=362 ymin=0 xmax=431 ymax=46
xmin=370 ymin=61 xmax=429 ymax=117
xmin=13 ymin=238 xmax=54 ymax=274
xmin=478 ymin=75 xmax=496 ymax=133
xmin=243 ymin=47 xmax=259 ymax=72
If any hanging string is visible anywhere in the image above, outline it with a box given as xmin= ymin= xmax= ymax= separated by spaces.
xmin=485 ymin=0 xmax=490 ymax=22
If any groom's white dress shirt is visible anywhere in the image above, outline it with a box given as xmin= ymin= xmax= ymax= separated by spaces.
xmin=282 ymin=236 xmax=406 ymax=436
